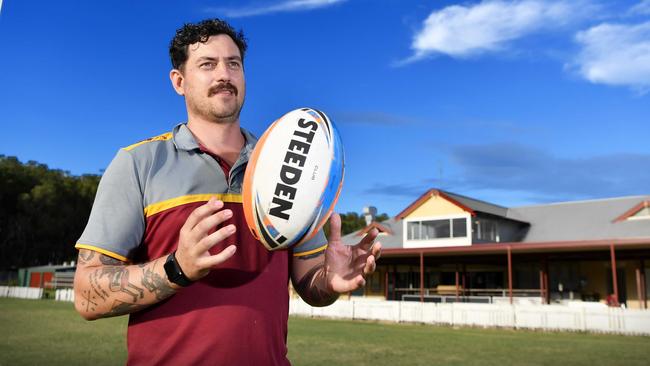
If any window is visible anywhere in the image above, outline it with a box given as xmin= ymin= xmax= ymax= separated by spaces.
xmin=473 ymin=219 xmax=499 ymax=242
xmin=453 ymin=218 xmax=467 ymax=237
xmin=407 ymin=218 xmax=467 ymax=240
xmin=407 ymin=222 xmax=419 ymax=240
xmin=422 ymin=219 xmax=449 ymax=239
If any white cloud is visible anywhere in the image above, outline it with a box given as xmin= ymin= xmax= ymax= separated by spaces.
xmin=573 ymin=21 xmax=650 ymax=91
xmin=207 ymin=0 xmax=347 ymax=18
xmin=629 ymin=0 xmax=650 ymax=15
xmin=407 ymin=0 xmax=581 ymax=61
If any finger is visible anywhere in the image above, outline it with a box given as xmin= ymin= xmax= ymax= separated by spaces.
xmin=356 ymin=228 xmax=378 ymax=251
xmin=197 ymin=245 xmax=237 ymax=268
xmin=371 ymin=242 xmax=382 ymax=260
xmin=331 ymin=275 xmax=365 ymax=293
xmin=182 ymin=198 xmax=224 ymax=233
xmin=352 ymin=254 xmax=374 ymax=274
xmin=355 ymin=275 xmax=366 ymax=289
xmin=363 ymin=255 xmax=376 ymax=275
xmin=190 ymin=209 xmax=233 ymax=242
xmin=351 ymin=251 xmax=371 ymax=268
xmin=195 ymin=224 xmax=237 ymax=254
xmin=328 ymin=212 xmax=342 ymax=243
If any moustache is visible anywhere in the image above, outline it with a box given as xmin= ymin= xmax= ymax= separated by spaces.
xmin=209 ymin=83 xmax=238 ymax=97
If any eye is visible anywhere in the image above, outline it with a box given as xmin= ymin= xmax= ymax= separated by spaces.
xmin=228 ymin=61 xmax=242 ymax=70
xmin=200 ymin=62 xmax=216 ymax=70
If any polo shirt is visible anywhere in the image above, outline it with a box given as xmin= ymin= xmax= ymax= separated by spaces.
xmin=77 ymin=123 xmax=327 ymax=365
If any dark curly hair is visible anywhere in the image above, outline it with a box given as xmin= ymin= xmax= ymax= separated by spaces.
xmin=169 ymin=19 xmax=248 ymax=70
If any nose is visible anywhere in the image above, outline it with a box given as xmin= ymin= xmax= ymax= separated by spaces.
xmin=214 ymin=62 xmax=233 ymax=82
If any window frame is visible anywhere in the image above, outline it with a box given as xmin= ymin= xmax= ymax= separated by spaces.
xmin=404 ymin=214 xmax=470 ymax=242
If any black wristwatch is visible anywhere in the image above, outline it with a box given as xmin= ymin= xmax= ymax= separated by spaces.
xmin=164 ymin=251 xmax=194 ymax=287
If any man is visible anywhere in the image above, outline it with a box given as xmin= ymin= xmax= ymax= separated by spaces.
xmin=73 ymin=18 xmax=381 ymax=365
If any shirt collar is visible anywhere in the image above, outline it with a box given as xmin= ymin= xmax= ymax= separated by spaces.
xmin=238 ymin=127 xmax=257 ymax=163
xmin=172 ymin=122 xmax=258 ymax=162
xmin=172 ymin=123 xmax=200 ymax=151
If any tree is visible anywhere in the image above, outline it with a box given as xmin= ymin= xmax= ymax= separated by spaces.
xmin=323 ymin=210 xmax=390 ymax=237
xmin=0 ymin=156 xmax=100 ymax=270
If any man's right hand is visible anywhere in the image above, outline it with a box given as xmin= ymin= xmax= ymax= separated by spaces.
xmin=73 ymin=197 xmax=238 ymax=320
xmin=175 ymin=197 xmax=238 ymax=281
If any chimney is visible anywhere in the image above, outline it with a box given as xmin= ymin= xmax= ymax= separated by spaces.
xmin=363 ymin=206 xmax=377 ymax=226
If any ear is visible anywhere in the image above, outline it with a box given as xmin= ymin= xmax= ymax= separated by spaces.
xmin=170 ymin=69 xmax=185 ymax=96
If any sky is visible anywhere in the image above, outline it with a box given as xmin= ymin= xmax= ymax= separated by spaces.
xmin=1 ymin=0 xmax=649 ymax=216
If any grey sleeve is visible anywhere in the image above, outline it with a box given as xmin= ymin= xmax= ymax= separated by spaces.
xmin=76 ymin=149 xmax=145 ymax=261
xmin=292 ymin=229 xmax=328 ymax=257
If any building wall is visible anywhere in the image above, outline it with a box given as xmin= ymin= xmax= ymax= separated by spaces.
xmin=403 ymin=214 xmax=472 ymax=248
xmin=403 ymin=196 xmax=471 ymax=249
xmin=408 ymin=195 xmax=466 ymax=218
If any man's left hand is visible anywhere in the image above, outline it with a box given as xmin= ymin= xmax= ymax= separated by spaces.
xmin=324 ymin=213 xmax=382 ymax=293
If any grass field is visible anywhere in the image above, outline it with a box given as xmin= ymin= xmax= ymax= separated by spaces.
xmin=1 ymin=298 xmax=649 ymax=366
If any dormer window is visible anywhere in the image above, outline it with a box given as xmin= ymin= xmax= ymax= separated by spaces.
xmin=406 ymin=218 xmax=467 ymax=240
xmin=473 ymin=218 xmax=500 ymax=242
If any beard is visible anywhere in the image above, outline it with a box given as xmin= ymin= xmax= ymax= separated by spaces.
xmin=208 ymin=98 xmax=244 ymax=124
xmin=187 ymin=87 xmax=245 ymax=124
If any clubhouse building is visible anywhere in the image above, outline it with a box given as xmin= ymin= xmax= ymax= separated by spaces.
xmin=341 ymin=189 xmax=650 ymax=309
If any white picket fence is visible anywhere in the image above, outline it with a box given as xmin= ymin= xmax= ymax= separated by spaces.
xmin=289 ymin=298 xmax=650 ymax=336
xmin=0 ymin=286 xmax=43 ymax=300
xmin=55 ymin=288 xmax=75 ymax=302
xmin=4 ymin=287 xmax=649 ymax=335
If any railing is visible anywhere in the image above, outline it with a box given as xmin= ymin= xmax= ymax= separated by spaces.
xmin=4 ymin=286 xmax=645 ymax=335
xmin=290 ymin=298 xmax=650 ymax=336
xmin=392 ymin=287 xmax=544 ymax=301
xmin=55 ymin=288 xmax=75 ymax=302
xmin=1 ymin=286 xmax=73 ymax=301
xmin=0 ymin=286 xmax=43 ymax=299
xmin=401 ymin=294 xmax=492 ymax=303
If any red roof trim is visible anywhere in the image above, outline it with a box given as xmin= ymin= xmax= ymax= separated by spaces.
xmin=380 ymin=238 xmax=650 ymax=257
xmin=395 ymin=189 xmax=475 ymax=220
xmin=613 ymin=200 xmax=650 ymax=223
xmin=356 ymin=222 xmax=393 ymax=236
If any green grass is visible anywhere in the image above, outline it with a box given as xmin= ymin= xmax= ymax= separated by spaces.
xmin=288 ymin=318 xmax=650 ymax=366
xmin=1 ymin=298 xmax=649 ymax=366
xmin=0 ymin=298 xmax=127 ymax=366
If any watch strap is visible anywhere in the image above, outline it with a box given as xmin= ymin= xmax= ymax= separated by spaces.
xmin=164 ymin=251 xmax=194 ymax=287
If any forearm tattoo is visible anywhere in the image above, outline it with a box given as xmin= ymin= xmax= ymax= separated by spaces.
xmin=81 ymin=254 xmax=176 ymax=317
xmin=102 ymin=300 xmax=149 ymax=318
xmin=294 ymin=263 xmax=339 ymax=307
xmin=141 ymin=261 xmax=176 ymax=300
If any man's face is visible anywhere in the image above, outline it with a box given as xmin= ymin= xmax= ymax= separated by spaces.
xmin=177 ymin=34 xmax=245 ymax=124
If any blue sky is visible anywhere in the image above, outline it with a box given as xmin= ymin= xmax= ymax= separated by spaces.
xmin=1 ymin=0 xmax=649 ymax=216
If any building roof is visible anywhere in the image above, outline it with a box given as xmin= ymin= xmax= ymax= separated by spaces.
xmin=342 ymin=190 xmax=650 ymax=247
xmin=443 ymin=190 xmax=509 ymax=217
xmin=342 ymin=218 xmax=404 ymax=248
xmin=507 ymin=195 xmax=650 ymax=242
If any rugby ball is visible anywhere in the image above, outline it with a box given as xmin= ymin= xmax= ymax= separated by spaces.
xmin=242 ymin=108 xmax=344 ymax=251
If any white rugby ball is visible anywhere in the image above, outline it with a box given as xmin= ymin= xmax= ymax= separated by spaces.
xmin=242 ymin=108 xmax=345 ymax=251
